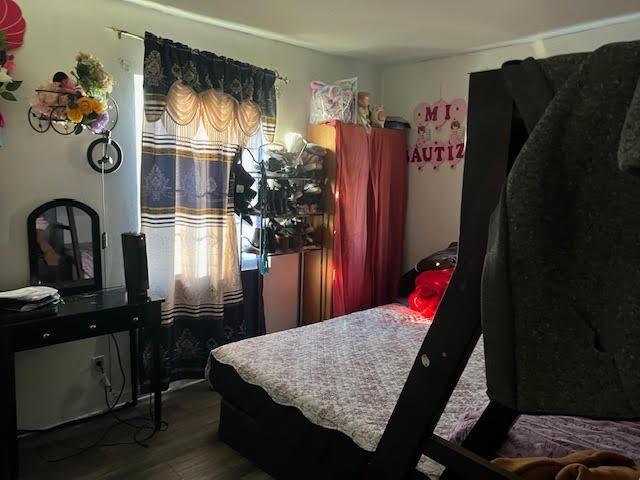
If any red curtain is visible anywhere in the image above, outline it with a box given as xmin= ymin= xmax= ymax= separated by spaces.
xmin=370 ymin=128 xmax=408 ymax=306
xmin=332 ymin=123 xmax=408 ymax=317
xmin=333 ymin=123 xmax=373 ymax=317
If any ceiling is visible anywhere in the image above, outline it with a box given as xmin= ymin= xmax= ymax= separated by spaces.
xmin=122 ymin=0 xmax=640 ymax=63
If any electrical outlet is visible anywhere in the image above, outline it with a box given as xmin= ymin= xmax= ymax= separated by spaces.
xmin=92 ymin=355 xmax=105 ymax=374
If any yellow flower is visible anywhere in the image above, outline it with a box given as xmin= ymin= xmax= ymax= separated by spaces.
xmin=76 ymin=97 xmax=93 ymax=115
xmin=91 ymin=98 xmax=107 ymax=114
xmin=67 ymin=107 xmax=83 ymax=123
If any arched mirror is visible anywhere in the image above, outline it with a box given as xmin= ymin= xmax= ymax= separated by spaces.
xmin=27 ymin=199 xmax=102 ymax=294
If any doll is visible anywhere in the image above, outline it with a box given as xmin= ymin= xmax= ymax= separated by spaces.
xmin=370 ymin=105 xmax=387 ymax=128
xmin=416 ymin=124 xmax=432 ymax=145
xmin=357 ymin=91 xmax=371 ymax=131
xmin=449 ymin=120 xmax=464 ymax=145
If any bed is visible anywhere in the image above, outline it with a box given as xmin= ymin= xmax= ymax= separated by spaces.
xmin=206 ymin=303 xmax=640 ymax=479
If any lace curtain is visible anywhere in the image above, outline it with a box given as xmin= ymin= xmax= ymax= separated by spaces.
xmin=139 ymin=33 xmax=276 ymax=386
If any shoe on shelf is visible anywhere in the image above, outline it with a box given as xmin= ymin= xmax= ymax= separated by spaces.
xmin=296 ymin=161 xmax=324 ymax=175
xmin=303 ymin=183 xmax=322 ymax=194
xmin=267 ymin=156 xmax=286 ymax=173
xmin=297 ymin=192 xmax=322 ymax=205
xmin=275 ymin=233 xmax=290 ymax=253
xmin=262 ymin=226 xmax=278 ymax=253
xmin=233 ymin=161 xmax=256 ymax=188
xmin=242 ymin=229 xmax=261 ymax=254
xmin=304 ymin=143 xmax=327 ymax=157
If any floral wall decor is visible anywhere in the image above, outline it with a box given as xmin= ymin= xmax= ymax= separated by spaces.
xmin=0 ymin=0 xmax=26 ymax=147
xmin=30 ymin=53 xmax=114 ymax=134
xmin=28 ymin=53 xmax=123 ymax=173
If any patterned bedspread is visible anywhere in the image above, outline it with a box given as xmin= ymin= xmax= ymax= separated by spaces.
xmin=208 ymin=303 xmax=487 ymax=477
xmin=208 ymin=303 xmax=640 ymax=477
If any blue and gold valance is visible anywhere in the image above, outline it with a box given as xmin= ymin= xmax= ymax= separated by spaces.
xmin=143 ymin=32 xmax=277 ymax=141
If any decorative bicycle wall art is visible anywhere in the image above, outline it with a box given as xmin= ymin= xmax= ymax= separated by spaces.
xmin=27 ymin=52 xmax=123 ymax=174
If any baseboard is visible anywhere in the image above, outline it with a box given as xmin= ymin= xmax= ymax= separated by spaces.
xmin=19 ymin=379 xmax=205 ymax=435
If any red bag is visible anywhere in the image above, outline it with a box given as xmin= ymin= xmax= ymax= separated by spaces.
xmin=408 ymin=268 xmax=454 ymax=319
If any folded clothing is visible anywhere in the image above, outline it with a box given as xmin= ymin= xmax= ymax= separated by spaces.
xmin=1 ymin=295 xmax=60 ymax=312
xmin=493 ymin=450 xmax=640 ymax=480
xmin=0 ymin=286 xmax=58 ymax=302
xmin=0 ymin=286 xmax=61 ymax=312
xmin=384 ymin=116 xmax=411 ymax=130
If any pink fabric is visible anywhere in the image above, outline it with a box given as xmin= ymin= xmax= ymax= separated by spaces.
xmin=370 ymin=128 xmax=408 ymax=306
xmin=332 ymin=123 xmax=408 ymax=317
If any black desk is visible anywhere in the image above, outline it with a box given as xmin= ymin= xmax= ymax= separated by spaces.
xmin=0 ymin=288 xmax=164 ymax=480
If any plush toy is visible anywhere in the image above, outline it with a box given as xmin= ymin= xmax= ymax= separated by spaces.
xmin=370 ymin=105 xmax=387 ymax=128
xmin=357 ymin=91 xmax=371 ymax=131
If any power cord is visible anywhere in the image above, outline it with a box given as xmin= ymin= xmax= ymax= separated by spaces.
xmin=101 ymin=334 xmax=168 ymax=448
xmin=35 ymin=334 xmax=168 ymax=462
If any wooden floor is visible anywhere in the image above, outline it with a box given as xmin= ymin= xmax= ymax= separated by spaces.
xmin=19 ymin=382 xmax=272 ymax=480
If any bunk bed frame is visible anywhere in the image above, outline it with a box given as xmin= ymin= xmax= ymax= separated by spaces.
xmin=367 ymin=66 xmax=531 ymax=480
xmin=214 ymin=65 xmax=534 ymax=480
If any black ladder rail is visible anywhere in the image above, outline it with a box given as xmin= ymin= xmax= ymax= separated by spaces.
xmin=424 ymin=435 xmax=519 ymax=480
xmin=366 ymin=68 xmax=516 ymax=480
xmin=440 ymin=401 xmax=520 ymax=480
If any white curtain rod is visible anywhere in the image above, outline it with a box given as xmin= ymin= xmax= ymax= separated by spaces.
xmin=107 ymin=26 xmax=289 ymax=84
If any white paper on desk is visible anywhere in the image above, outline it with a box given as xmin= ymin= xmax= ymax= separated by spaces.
xmin=0 ymin=286 xmax=59 ymax=302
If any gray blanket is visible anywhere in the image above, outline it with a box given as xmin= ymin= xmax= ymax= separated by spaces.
xmin=482 ymin=41 xmax=640 ymax=418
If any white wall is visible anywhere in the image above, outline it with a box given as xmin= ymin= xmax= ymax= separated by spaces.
xmin=0 ymin=0 xmax=379 ymax=428
xmin=381 ymin=19 xmax=640 ymax=272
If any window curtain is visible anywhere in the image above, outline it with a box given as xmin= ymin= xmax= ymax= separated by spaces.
xmin=332 ymin=123 xmax=407 ymax=317
xmin=139 ymin=33 xmax=276 ymax=386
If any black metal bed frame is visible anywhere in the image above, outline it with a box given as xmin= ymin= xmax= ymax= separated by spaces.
xmin=366 ymin=67 xmax=528 ymax=480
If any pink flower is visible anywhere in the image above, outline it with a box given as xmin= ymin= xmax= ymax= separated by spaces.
xmin=30 ymin=82 xmax=69 ymax=119
xmin=3 ymin=56 xmax=15 ymax=74
xmin=60 ymin=77 xmax=77 ymax=93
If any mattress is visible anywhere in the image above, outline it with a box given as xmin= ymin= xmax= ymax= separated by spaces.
xmin=208 ymin=304 xmax=485 ymax=477
xmin=207 ymin=303 xmax=640 ymax=478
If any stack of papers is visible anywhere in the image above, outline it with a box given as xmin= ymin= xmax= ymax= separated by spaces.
xmin=0 ymin=286 xmax=61 ymax=313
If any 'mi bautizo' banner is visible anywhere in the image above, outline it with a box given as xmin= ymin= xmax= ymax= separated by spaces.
xmin=410 ymin=99 xmax=467 ymax=170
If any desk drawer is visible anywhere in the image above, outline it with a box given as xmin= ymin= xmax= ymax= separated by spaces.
xmin=12 ymin=309 xmax=146 ymax=351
